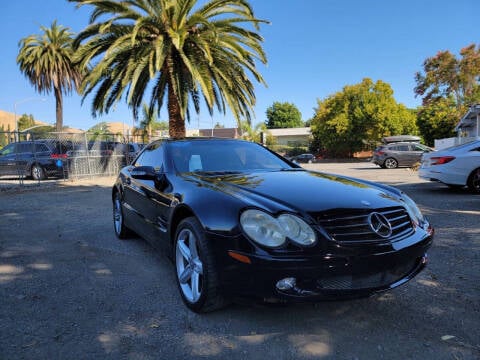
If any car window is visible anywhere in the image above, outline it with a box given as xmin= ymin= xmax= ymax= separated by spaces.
xmin=18 ymin=143 xmax=34 ymax=153
xmin=35 ymin=143 xmax=50 ymax=152
xmin=390 ymin=145 xmax=409 ymax=151
xmin=51 ymin=141 xmax=73 ymax=153
xmin=413 ymin=144 xmax=430 ymax=152
xmin=0 ymin=143 xmax=16 ymax=156
xmin=134 ymin=142 xmax=165 ymax=170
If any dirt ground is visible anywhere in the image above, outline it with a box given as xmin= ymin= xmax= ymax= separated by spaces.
xmin=0 ymin=162 xmax=479 ymax=359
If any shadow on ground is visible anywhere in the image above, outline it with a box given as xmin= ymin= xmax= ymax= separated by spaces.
xmin=0 ymin=178 xmax=479 ymax=359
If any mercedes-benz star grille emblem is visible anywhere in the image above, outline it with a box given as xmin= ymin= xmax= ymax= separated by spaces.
xmin=368 ymin=212 xmax=392 ymax=238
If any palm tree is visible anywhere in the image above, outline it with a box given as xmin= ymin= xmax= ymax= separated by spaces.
xmin=17 ymin=21 xmax=83 ymax=132
xmin=70 ymin=0 xmax=268 ymax=138
xmin=140 ymin=102 xmax=158 ymax=142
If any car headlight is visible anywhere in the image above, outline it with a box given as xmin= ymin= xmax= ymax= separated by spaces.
xmin=277 ymin=214 xmax=316 ymax=246
xmin=402 ymin=194 xmax=426 ymax=227
xmin=240 ymin=209 xmax=316 ymax=248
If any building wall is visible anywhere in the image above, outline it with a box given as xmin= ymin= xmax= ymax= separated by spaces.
xmin=275 ymin=135 xmax=310 ymax=146
xmin=268 ymin=127 xmax=311 ymax=146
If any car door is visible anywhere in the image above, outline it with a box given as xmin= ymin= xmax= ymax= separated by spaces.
xmin=393 ymin=144 xmax=411 ymax=166
xmin=410 ymin=144 xmax=430 ymax=165
xmin=6 ymin=142 xmax=34 ymax=177
xmin=123 ymin=142 xmax=174 ymax=249
xmin=0 ymin=143 xmax=17 ymax=176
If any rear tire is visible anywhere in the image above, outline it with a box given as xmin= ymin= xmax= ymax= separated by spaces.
xmin=384 ymin=158 xmax=398 ymax=169
xmin=174 ymin=217 xmax=225 ymax=313
xmin=31 ymin=164 xmax=45 ymax=180
xmin=467 ymin=168 xmax=480 ymax=194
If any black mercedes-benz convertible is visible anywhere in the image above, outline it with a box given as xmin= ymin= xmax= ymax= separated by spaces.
xmin=112 ymin=138 xmax=433 ymax=312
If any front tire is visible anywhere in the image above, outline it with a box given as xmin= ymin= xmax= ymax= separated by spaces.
xmin=384 ymin=158 xmax=398 ymax=169
xmin=31 ymin=164 xmax=45 ymax=180
xmin=175 ymin=217 xmax=224 ymax=313
xmin=467 ymin=168 xmax=480 ymax=194
xmin=113 ymin=191 xmax=132 ymax=239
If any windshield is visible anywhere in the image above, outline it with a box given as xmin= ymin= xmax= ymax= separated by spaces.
xmin=168 ymin=139 xmax=294 ymax=173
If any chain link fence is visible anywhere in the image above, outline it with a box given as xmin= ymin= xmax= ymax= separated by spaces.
xmin=0 ymin=130 xmax=147 ymax=188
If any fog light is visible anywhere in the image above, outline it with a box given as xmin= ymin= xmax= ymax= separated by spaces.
xmin=276 ymin=277 xmax=296 ymax=291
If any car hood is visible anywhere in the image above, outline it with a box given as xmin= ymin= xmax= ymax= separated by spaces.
xmin=189 ymin=170 xmax=404 ymax=215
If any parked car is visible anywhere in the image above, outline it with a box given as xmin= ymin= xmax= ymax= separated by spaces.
xmin=292 ymin=153 xmax=316 ymax=163
xmin=112 ymin=138 xmax=433 ymax=312
xmin=372 ymin=142 xmax=434 ymax=169
xmin=419 ymin=140 xmax=480 ymax=193
xmin=37 ymin=138 xmax=75 ymax=155
xmin=112 ymin=142 xmax=143 ymax=161
xmin=0 ymin=140 xmax=68 ymax=180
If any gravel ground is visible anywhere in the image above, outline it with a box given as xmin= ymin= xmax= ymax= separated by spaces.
xmin=0 ymin=162 xmax=479 ymax=359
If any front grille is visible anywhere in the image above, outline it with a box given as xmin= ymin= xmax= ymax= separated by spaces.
xmin=316 ymin=206 xmax=414 ymax=244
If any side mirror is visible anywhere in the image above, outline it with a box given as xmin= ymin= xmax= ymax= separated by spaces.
xmin=130 ymin=166 xmax=169 ymax=190
xmin=131 ymin=166 xmax=157 ymax=180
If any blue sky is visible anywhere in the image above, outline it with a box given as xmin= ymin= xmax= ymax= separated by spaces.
xmin=0 ymin=0 xmax=478 ymax=131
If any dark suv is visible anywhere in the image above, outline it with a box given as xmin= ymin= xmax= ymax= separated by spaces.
xmin=292 ymin=153 xmax=316 ymax=163
xmin=372 ymin=142 xmax=434 ymax=169
xmin=0 ymin=140 xmax=68 ymax=180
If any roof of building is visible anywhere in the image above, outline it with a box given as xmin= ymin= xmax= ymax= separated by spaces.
xmin=455 ymin=104 xmax=480 ymax=131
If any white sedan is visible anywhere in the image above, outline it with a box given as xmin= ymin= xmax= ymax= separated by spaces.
xmin=419 ymin=140 xmax=480 ymax=193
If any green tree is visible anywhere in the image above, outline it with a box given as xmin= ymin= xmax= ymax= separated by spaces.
xmin=239 ymin=120 xmax=260 ymax=142
xmin=139 ymin=103 xmax=158 ymax=141
xmin=152 ymin=121 xmax=169 ymax=131
xmin=17 ymin=21 xmax=83 ymax=132
xmin=239 ymin=120 xmax=274 ymax=144
xmin=414 ymin=44 xmax=480 ymax=110
xmin=311 ymin=78 xmax=417 ymax=157
xmin=29 ymin=125 xmax=56 ymax=139
xmin=71 ymin=0 xmax=268 ymax=139
xmin=0 ymin=125 xmax=6 ymax=147
xmin=416 ymin=97 xmax=460 ymax=147
xmin=265 ymin=102 xmax=303 ymax=128
xmin=88 ymin=122 xmax=113 ymax=142
xmin=17 ymin=114 xmax=35 ymax=131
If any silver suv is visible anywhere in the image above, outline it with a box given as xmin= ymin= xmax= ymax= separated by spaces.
xmin=372 ymin=142 xmax=434 ymax=169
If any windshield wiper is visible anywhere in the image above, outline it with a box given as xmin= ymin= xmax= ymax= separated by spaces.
xmin=191 ymin=170 xmax=243 ymax=176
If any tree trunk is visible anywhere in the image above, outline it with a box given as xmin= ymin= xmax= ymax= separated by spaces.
xmin=168 ymin=85 xmax=186 ymax=139
xmin=55 ymin=87 xmax=63 ymax=132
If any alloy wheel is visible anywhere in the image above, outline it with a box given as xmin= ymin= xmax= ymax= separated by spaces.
xmin=32 ymin=165 xmax=45 ymax=180
xmin=384 ymin=158 xmax=398 ymax=169
xmin=176 ymin=228 xmax=204 ymax=303
xmin=113 ymin=196 xmax=123 ymax=235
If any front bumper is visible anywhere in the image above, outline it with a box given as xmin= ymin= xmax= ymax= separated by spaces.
xmin=211 ymin=229 xmax=433 ymax=302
